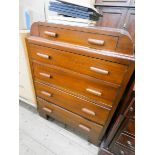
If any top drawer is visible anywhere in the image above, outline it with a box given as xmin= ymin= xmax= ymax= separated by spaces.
xmin=29 ymin=44 xmax=127 ymax=85
xmin=39 ymin=26 xmax=118 ymax=51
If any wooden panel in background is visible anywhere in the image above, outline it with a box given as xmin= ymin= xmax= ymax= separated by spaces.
xmin=97 ymin=7 xmax=128 ymax=28
xmin=96 ymin=0 xmax=132 ymax=6
xmin=123 ymin=9 xmax=135 ymax=44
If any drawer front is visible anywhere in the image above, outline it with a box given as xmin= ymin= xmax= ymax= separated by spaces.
xmin=116 ymin=133 xmax=135 ymax=150
xmin=37 ymin=97 xmax=103 ymax=144
xmin=123 ymin=119 xmax=135 ymax=136
xmin=29 ymin=44 xmax=127 ymax=85
xmin=33 ymin=62 xmax=118 ymax=106
xmin=35 ymin=82 xmax=111 ymax=125
xmin=39 ymin=26 xmax=118 ymax=51
xmin=110 ymin=143 xmax=134 ymax=155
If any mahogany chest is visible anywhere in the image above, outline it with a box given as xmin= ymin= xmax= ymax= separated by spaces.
xmin=99 ymin=79 xmax=135 ymax=154
xmin=26 ymin=22 xmax=134 ymax=145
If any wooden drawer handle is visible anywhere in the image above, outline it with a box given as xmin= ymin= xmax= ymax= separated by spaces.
xmin=78 ymin=124 xmax=90 ymax=132
xmin=129 ymin=106 xmax=134 ymax=112
xmin=86 ymin=88 xmax=102 ymax=96
xmin=127 ymin=140 xmax=132 ymax=147
xmin=44 ymin=31 xmax=57 ymax=37
xmin=43 ymin=107 xmax=52 ymax=113
xmin=120 ymin=150 xmax=125 ymax=155
xmin=37 ymin=52 xmax=50 ymax=59
xmin=41 ymin=91 xmax=52 ymax=97
xmin=39 ymin=72 xmax=51 ymax=78
xmin=88 ymin=38 xmax=104 ymax=46
xmin=82 ymin=108 xmax=95 ymax=116
xmin=90 ymin=67 xmax=109 ymax=75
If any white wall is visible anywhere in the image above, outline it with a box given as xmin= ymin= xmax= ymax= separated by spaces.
xmin=19 ymin=30 xmax=37 ymax=106
xmin=19 ymin=0 xmax=46 ymax=29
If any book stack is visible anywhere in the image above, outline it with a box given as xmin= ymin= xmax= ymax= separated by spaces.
xmin=47 ymin=0 xmax=101 ymax=25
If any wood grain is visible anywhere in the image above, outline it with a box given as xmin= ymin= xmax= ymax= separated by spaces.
xmin=37 ymin=97 xmax=103 ymax=145
xmin=32 ymin=62 xmax=118 ymax=104
xmin=26 ymin=22 xmax=135 ymax=146
xmin=110 ymin=143 xmax=134 ymax=155
xmin=34 ymin=81 xmax=111 ymax=125
xmin=116 ymin=133 xmax=135 ymax=150
xmin=29 ymin=44 xmax=128 ymax=85
xmin=123 ymin=119 xmax=135 ymax=136
xmin=32 ymin=22 xmax=134 ymax=54
xmin=97 ymin=7 xmax=128 ymax=29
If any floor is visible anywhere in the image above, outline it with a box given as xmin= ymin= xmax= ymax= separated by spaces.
xmin=19 ymin=100 xmax=99 ymax=155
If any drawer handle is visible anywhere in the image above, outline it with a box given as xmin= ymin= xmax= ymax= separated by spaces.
xmin=44 ymin=31 xmax=57 ymax=37
xmin=43 ymin=107 xmax=52 ymax=113
xmin=37 ymin=53 xmax=50 ymax=59
xmin=129 ymin=106 xmax=134 ymax=112
xmin=39 ymin=72 xmax=51 ymax=78
xmin=88 ymin=38 xmax=104 ymax=46
xmin=78 ymin=124 xmax=90 ymax=132
xmin=127 ymin=140 xmax=132 ymax=147
xmin=82 ymin=108 xmax=95 ymax=116
xmin=120 ymin=150 xmax=125 ymax=155
xmin=86 ymin=88 xmax=102 ymax=96
xmin=90 ymin=67 xmax=109 ymax=75
xmin=41 ymin=91 xmax=52 ymax=97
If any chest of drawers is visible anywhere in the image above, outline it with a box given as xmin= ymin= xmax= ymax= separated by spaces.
xmin=109 ymin=94 xmax=135 ymax=155
xmin=26 ymin=22 xmax=134 ymax=145
xmin=99 ymin=79 xmax=135 ymax=154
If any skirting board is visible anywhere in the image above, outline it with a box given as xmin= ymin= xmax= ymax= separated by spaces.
xmin=19 ymin=96 xmax=37 ymax=108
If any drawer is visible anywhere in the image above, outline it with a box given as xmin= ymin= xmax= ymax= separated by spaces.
xmin=33 ymin=62 xmax=118 ymax=106
xmin=110 ymin=143 xmax=134 ymax=155
xmin=116 ymin=133 xmax=135 ymax=150
xmin=123 ymin=119 xmax=135 ymax=136
xmin=34 ymin=82 xmax=111 ymax=125
xmin=37 ymin=97 xmax=103 ymax=144
xmin=39 ymin=25 xmax=118 ymax=51
xmin=29 ymin=44 xmax=127 ymax=85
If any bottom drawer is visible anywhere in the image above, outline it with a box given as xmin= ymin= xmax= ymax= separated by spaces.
xmin=110 ymin=143 xmax=134 ymax=155
xmin=37 ymin=97 xmax=103 ymax=145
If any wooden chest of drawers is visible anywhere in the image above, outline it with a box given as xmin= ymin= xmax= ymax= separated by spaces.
xmin=26 ymin=22 xmax=134 ymax=145
xmin=109 ymin=96 xmax=135 ymax=154
xmin=99 ymin=79 xmax=135 ymax=154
